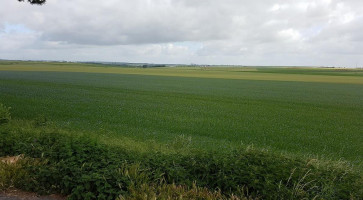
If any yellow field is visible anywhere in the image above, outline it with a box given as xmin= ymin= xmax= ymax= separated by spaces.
xmin=0 ymin=62 xmax=362 ymax=84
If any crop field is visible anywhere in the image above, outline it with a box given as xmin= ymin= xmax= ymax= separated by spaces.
xmin=1 ymin=61 xmax=362 ymax=84
xmin=0 ymin=61 xmax=362 ymax=199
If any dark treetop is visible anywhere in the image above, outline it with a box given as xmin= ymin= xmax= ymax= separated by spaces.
xmin=18 ymin=0 xmax=46 ymax=5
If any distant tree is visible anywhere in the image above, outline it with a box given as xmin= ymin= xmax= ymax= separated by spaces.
xmin=18 ymin=0 xmax=46 ymax=5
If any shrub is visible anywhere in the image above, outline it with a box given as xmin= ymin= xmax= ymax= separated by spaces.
xmin=0 ymin=104 xmax=11 ymax=124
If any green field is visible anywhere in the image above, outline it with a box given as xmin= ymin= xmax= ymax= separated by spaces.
xmin=1 ymin=61 xmax=362 ymax=199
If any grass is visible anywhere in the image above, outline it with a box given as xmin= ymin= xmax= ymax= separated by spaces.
xmin=0 ymin=61 xmax=362 ymax=199
xmin=0 ymin=69 xmax=362 ymax=164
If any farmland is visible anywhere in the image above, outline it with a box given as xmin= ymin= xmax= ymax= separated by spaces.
xmin=0 ymin=61 xmax=362 ymax=199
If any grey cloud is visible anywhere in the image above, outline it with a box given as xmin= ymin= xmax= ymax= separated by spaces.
xmin=23 ymin=0 xmax=239 ymax=45
xmin=0 ymin=0 xmax=362 ymax=67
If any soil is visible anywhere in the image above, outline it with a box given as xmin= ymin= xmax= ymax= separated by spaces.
xmin=0 ymin=190 xmax=66 ymax=200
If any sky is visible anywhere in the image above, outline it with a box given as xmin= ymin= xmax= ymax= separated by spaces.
xmin=1 ymin=0 xmax=362 ymax=67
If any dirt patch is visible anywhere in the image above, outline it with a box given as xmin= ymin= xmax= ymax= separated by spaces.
xmin=0 ymin=189 xmax=66 ymax=200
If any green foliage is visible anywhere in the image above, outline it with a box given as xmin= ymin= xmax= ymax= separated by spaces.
xmin=0 ymin=104 xmax=11 ymax=124
xmin=0 ymin=127 xmax=132 ymax=198
xmin=0 ymin=119 xmax=361 ymax=199
xmin=33 ymin=115 xmax=48 ymax=127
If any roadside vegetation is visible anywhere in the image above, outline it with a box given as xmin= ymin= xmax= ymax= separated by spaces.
xmin=1 ymin=111 xmax=361 ymax=199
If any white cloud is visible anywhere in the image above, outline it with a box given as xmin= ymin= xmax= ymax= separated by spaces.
xmin=269 ymin=4 xmax=289 ymax=12
xmin=278 ymin=29 xmax=302 ymax=41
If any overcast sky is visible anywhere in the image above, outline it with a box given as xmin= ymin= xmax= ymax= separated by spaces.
xmin=1 ymin=0 xmax=362 ymax=67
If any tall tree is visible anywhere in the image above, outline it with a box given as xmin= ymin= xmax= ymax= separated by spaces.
xmin=18 ymin=0 xmax=46 ymax=5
